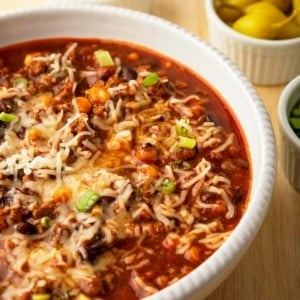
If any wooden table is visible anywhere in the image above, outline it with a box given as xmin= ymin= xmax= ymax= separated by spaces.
xmin=1 ymin=1 xmax=299 ymax=299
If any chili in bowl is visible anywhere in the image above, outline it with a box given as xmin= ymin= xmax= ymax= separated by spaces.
xmin=0 ymin=5 xmax=276 ymax=300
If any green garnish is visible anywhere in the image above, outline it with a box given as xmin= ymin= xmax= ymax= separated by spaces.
xmin=178 ymin=136 xmax=197 ymax=149
xmin=12 ymin=76 xmax=28 ymax=89
xmin=158 ymin=178 xmax=176 ymax=194
xmin=0 ymin=112 xmax=18 ymax=122
xmin=40 ymin=216 xmax=51 ymax=228
xmin=94 ymin=49 xmax=114 ymax=67
xmin=31 ymin=294 xmax=51 ymax=300
xmin=175 ymin=119 xmax=190 ymax=136
xmin=142 ymin=72 xmax=160 ymax=87
xmin=76 ymin=190 xmax=100 ymax=212
xmin=289 ymin=118 xmax=300 ymax=130
xmin=291 ymin=107 xmax=300 ymax=117
xmin=289 ymin=99 xmax=300 ymax=137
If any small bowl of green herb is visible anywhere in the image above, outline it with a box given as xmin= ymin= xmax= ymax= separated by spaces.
xmin=278 ymin=75 xmax=300 ymax=192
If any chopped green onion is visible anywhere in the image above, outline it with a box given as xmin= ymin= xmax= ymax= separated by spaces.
xmin=94 ymin=49 xmax=114 ymax=67
xmin=291 ymin=107 xmax=300 ymax=117
xmin=158 ymin=178 xmax=176 ymax=194
xmin=31 ymin=294 xmax=51 ymax=300
xmin=178 ymin=136 xmax=197 ymax=149
xmin=288 ymin=99 xmax=300 ymax=137
xmin=142 ymin=72 xmax=160 ymax=87
xmin=289 ymin=117 xmax=300 ymax=130
xmin=40 ymin=216 xmax=51 ymax=228
xmin=12 ymin=76 xmax=28 ymax=89
xmin=76 ymin=190 xmax=100 ymax=213
xmin=175 ymin=119 xmax=190 ymax=136
xmin=0 ymin=112 xmax=18 ymax=122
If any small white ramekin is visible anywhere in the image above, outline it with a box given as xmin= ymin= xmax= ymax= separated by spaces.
xmin=205 ymin=0 xmax=300 ymax=86
xmin=278 ymin=76 xmax=300 ymax=191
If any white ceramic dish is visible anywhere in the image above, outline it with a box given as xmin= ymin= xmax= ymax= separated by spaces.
xmin=205 ymin=0 xmax=300 ymax=86
xmin=45 ymin=0 xmax=152 ymax=12
xmin=0 ymin=5 xmax=276 ymax=299
xmin=278 ymin=76 xmax=300 ymax=192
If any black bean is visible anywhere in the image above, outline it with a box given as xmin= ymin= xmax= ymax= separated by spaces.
xmin=120 ymin=65 xmax=137 ymax=81
xmin=66 ymin=149 xmax=77 ymax=165
xmin=16 ymin=126 xmax=26 ymax=139
xmin=0 ymin=99 xmax=12 ymax=113
xmin=79 ymin=234 xmax=109 ymax=262
xmin=17 ymin=169 xmax=25 ymax=180
xmin=205 ymin=113 xmax=217 ymax=124
xmin=15 ymin=222 xmax=38 ymax=235
xmin=232 ymin=187 xmax=244 ymax=204
xmin=0 ymin=186 xmax=13 ymax=208
xmin=99 ymin=196 xmax=115 ymax=204
xmin=0 ymin=122 xmax=9 ymax=141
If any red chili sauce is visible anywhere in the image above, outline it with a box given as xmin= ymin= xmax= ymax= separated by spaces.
xmin=0 ymin=38 xmax=251 ymax=300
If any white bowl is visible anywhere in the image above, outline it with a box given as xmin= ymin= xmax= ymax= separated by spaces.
xmin=205 ymin=0 xmax=300 ymax=86
xmin=278 ymin=76 xmax=300 ymax=191
xmin=0 ymin=5 xmax=276 ymax=299
xmin=45 ymin=0 xmax=152 ymax=12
